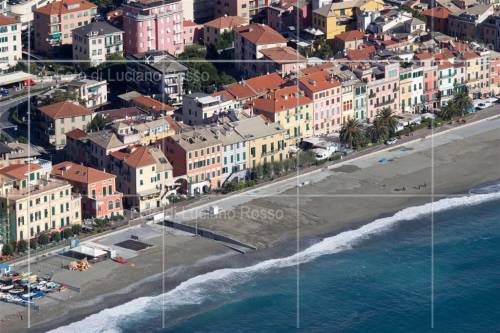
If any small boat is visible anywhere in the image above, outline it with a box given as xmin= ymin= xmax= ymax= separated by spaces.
xmin=8 ymin=289 xmax=24 ymax=295
xmin=0 ymin=284 xmax=14 ymax=291
xmin=21 ymin=291 xmax=44 ymax=301
xmin=112 ymin=256 xmax=128 ymax=264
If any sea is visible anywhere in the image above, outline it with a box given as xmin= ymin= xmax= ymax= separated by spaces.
xmin=51 ymin=183 xmax=500 ymax=333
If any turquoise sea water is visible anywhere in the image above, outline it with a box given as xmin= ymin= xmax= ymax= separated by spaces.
xmin=51 ymin=187 xmax=500 ymax=333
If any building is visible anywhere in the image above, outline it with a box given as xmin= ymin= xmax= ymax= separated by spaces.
xmin=6 ymin=0 xmax=52 ymax=30
xmin=52 ymin=162 xmax=123 ymax=219
xmin=122 ymin=0 xmax=184 ymax=56
xmin=312 ymin=0 xmax=384 ymax=40
xmin=126 ymin=51 xmax=188 ymax=105
xmin=222 ymin=72 xmax=286 ymax=104
xmin=332 ymin=29 xmax=365 ymax=54
xmin=0 ymin=142 xmax=41 ymax=168
xmin=437 ymin=61 xmax=456 ymax=106
xmin=67 ymin=79 xmax=108 ymax=109
xmin=267 ymin=0 xmax=310 ymax=33
xmin=109 ymin=146 xmax=174 ymax=211
xmin=35 ymin=101 xmax=94 ymax=149
xmin=0 ymin=163 xmax=81 ymax=242
xmin=162 ymin=128 xmax=223 ymax=194
xmin=130 ymin=95 xmax=176 ymax=117
xmin=0 ymin=15 xmax=21 ymax=71
xmin=233 ymin=23 xmax=288 ymax=77
xmin=415 ymin=53 xmax=439 ymax=110
xmin=421 ymin=7 xmax=451 ymax=35
xmin=298 ymin=69 xmax=342 ymax=135
xmin=259 ymin=46 xmax=307 ymax=77
xmin=399 ymin=65 xmax=424 ymax=113
xmin=448 ymin=5 xmax=493 ymax=41
xmin=253 ymin=86 xmax=313 ymax=145
xmin=481 ymin=15 xmax=500 ymax=52
xmin=182 ymin=92 xmax=239 ymax=126
xmin=183 ymin=20 xmax=202 ymax=45
xmin=33 ymin=0 xmax=97 ymax=54
xmin=214 ymin=0 xmax=271 ymax=20
xmin=216 ymin=122 xmax=248 ymax=184
xmin=232 ymin=116 xmax=288 ymax=169
xmin=72 ymin=21 xmax=124 ymax=67
xmin=203 ymin=15 xmax=247 ymax=47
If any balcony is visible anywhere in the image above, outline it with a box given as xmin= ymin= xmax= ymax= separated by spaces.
xmin=374 ymin=98 xmax=395 ymax=108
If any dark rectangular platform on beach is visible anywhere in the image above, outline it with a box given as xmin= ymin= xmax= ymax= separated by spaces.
xmin=114 ymin=239 xmax=152 ymax=251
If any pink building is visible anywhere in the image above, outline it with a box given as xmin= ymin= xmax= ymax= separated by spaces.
xmin=299 ymin=70 xmax=343 ymax=134
xmin=183 ymin=20 xmax=202 ymax=46
xmin=267 ymin=0 xmax=310 ymax=33
xmin=52 ymin=162 xmax=124 ymax=220
xmin=123 ymin=0 xmax=184 ymax=56
xmin=415 ymin=53 xmax=439 ymax=110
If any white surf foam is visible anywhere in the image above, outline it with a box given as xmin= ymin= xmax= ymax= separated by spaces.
xmin=49 ymin=191 xmax=500 ymax=333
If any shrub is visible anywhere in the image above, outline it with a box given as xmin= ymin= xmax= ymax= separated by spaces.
xmin=71 ymin=224 xmax=82 ymax=235
xmin=52 ymin=232 xmax=61 ymax=243
xmin=38 ymin=233 xmax=49 ymax=245
xmin=62 ymin=228 xmax=74 ymax=239
xmin=2 ymin=244 xmax=13 ymax=256
xmin=29 ymin=239 xmax=37 ymax=250
xmin=17 ymin=240 xmax=28 ymax=252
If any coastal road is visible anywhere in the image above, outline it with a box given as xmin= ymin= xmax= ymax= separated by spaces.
xmin=9 ymin=107 xmax=500 ymax=267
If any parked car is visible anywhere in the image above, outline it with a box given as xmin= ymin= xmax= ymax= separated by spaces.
xmin=476 ymin=101 xmax=492 ymax=110
xmin=385 ymin=138 xmax=398 ymax=145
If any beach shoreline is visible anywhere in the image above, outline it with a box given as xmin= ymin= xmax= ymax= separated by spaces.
xmin=2 ymin=114 xmax=500 ymax=333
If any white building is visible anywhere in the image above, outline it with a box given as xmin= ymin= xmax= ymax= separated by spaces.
xmin=6 ymin=0 xmax=51 ymax=30
xmin=182 ymin=93 xmax=238 ymax=126
xmin=0 ymin=15 xmax=21 ymax=71
xmin=67 ymin=79 xmax=108 ymax=109
xmin=217 ymin=123 xmax=247 ymax=184
xmin=72 ymin=21 xmax=124 ymax=67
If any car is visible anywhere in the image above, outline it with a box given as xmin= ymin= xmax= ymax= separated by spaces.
xmin=385 ymin=138 xmax=398 ymax=145
xmin=476 ymin=102 xmax=492 ymax=110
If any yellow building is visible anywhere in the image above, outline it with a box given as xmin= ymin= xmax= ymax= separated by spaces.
xmin=313 ymin=0 xmax=384 ymax=40
xmin=232 ymin=116 xmax=289 ymax=169
xmin=0 ymin=163 xmax=82 ymax=242
xmin=253 ymin=86 xmax=313 ymax=146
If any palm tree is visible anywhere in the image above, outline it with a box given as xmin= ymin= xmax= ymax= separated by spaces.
xmin=452 ymin=91 xmax=472 ymax=117
xmin=340 ymin=119 xmax=364 ymax=149
xmin=378 ymin=108 xmax=399 ymax=135
xmin=367 ymin=117 xmax=389 ymax=143
xmin=439 ymin=103 xmax=455 ymax=120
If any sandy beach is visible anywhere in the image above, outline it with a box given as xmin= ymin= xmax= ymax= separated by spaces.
xmin=2 ymin=114 xmax=500 ymax=333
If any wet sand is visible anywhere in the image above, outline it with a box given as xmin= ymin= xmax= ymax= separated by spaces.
xmin=2 ymin=116 xmax=500 ymax=333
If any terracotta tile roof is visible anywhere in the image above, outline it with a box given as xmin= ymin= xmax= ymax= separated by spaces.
xmin=52 ymin=161 xmax=114 ymax=184
xmin=164 ymin=115 xmax=181 ymax=133
xmin=224 ymin=73 xmax=285 ymax=99
xmin=260 ymin=46 xmax=306 ymax=63
xmin=434 ymin=49 xmax=455 ymax=61
xmin=234 ymin=24 xmax=287 ymax=45
xmin=335 ymin=30 xmax=365 ymax=42
xmin=212 ymin=90 xmax=235 ymax=101
xmin=183 ymin=20 xmax=197 ymax=27
xmin=0 ymin=163 xmax=41 ymax=180
xmin=39 ymin=102 xmax=93 ymax=119
xmin=0 ymin=15 xmax=18 ymax=26
xmin=253 ymin=86 xmax=312 ymax=113
xmin=346 ymin=45 xmax=376 ymax=60
xmin=414 ymin=53 xmax=434 ymax=60
xmin=35 ymin=0 xmax=97 ymax=16
xmin=301 ymin=63 xmax=335 ymax=75
xmin=111 ymin=146 xmax=155 ymax=168
xmin=132 ymin=96 xmax=175 ymax=114
xmin=438 ymin=61 xmax=453 ymax=69
xmin=204 ymin=16 xmax=247 ymax=29
xmin=461 ymin=51 xmax=479 ymax=60
xmin=66 ymin=128 xmax=88 ymax=141
xmin=421 ymin=7 xmax=450 ymax=19
xmin=299 ymin=71 xmax=341 ymax=93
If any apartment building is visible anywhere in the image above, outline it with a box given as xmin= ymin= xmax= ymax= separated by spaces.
xmin=332 ymin=30 xmax=365 ymax=53
xmin=182 ymin=92 xmax=238 ymax=126
xmin=253 ymin=86 xmax=313 ymax=145
xmin=222 ymin=72 xmax=285 ymax=104
xmin=259 ymin=46 xmax=307 ymax=77
xmin=122 ymin=0 xmax=184 ymax=56
xmin=51 ymin=162 xmax=123 ymax=219
xmin=130 ymin=95 xmax=176 ymax=117
xmin=399 ymin=65 xmax=424 ymax=113
xmin=109 ymin=146 xmax=174 ymax=211
xmin=36 ymin=101 xmax=94 ymax=150
xmin=415 ymin=53 xmax=439 ymax=110
xmin=312 ymin=0 xmax=384 ymax=40
xmin=34 ymin=0 xmax=97 ymax=54
xmin=421 ymin=7 xmax=450 ymax=35
xmin=437 ymin=62 xmax=456 ymax=106
xmin=203 ymin=15 xmax=247 ymax=47
xmin=162 ymin=129 xmax=223 ymax=195
xmin=72 ymin=21 xmax=124 ymax=67
xmin=299 ymin=70 xmax=342 ymax=135
xmin=126 ymin=51 xmax=188 ymax=106
xmin=67 ymin=79 xmax=108 ymax=109
xmin=0 ymin=163 xmax=81 ymax=242
xmin=214 ymin=0 xmax=270 ymax=20
xmin=233 ymin=23 xmax=287 ymax=77
xmin=267 ymin=0 xmax=310 ymax=33
xmin=461 ymin=51 xmax=490 ymax=98
xmin=232 ymin=116 xmax=288 ymax=169
xmin=448 ymin=5 xmax=493 ymax=41
xmin=0 ymin=15 xmax=21 ymax=71
xmin=0 ymin=142 xmax=41 ymax=168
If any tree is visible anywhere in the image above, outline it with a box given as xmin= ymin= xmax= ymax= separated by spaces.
xmin=340 ymin=119 xmax=365 ymax=149
xmin=38 ymin=233 xmax=49 ymax=245
xmin=2 ymin=243 xmax=13 ymax=256
xmin=17 ymin=240 xmax=28 ymax=252
xmin=452 ymin=91 xmax=472 ymax=117
xmin=10 ymin=240 xmax=17 ymax=252
xmin=378 ymin=108 xmax=398 ymax=135
xmin=89 ymin=114 xmax=111 ymax=131
xmin=30 ymin=239 xmax=37 ymax=250
xmin=52 ymin=232 xmax=61 ymax=243
xmin=62 ymin=228 xmax=74 ymax=239
xmin=71 ymin=224 xmax=82 ymax=235
xmin=367 ymin=117 xmax=389 ymax=143
xmin=215 ymin=31 xmax=235 ymax=51
xmin=311 ymin=37 xmax=334 ymax=59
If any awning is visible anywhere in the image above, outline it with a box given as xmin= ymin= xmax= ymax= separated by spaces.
xmin=0 ymin=72 xmax=36 ymax=86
